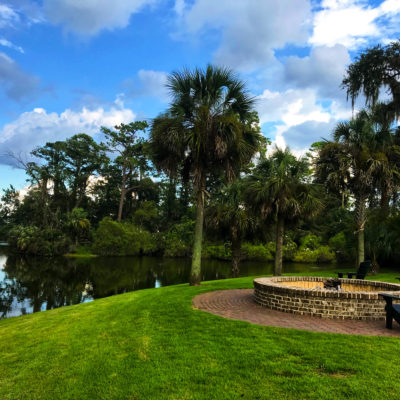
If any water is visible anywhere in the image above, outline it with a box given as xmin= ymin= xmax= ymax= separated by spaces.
xmin=0 ymin=246 xmax=339 ymax=319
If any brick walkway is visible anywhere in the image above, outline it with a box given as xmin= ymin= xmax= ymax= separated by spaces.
xmin=192 ymin=289 xmax=400 ymax=337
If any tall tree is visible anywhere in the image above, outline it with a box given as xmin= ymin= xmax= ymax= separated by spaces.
xmin=102 ymin=122 xmax=149 ymax=222
xmin=150 ymin=65 xmax=263 ymax=285
xmin=315 ymin=109 xmax=397 ymax=265
xmin=342 ymin=40 xmax=400 ymax=117
xmin=247 ymin=148 xmax=321 ymax=276
xmin=64 ymin=134 xmax=107 ymax=209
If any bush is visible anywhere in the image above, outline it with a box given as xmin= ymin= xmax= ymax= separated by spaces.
xmin=283 ymin=237 xmax=297 ymax=261
xmin=293 ymin=234 xmax=335 ymax=263
xmin=328 ymin=231 xmax=354 ymax=262
xmin=241 ymin=243 xmax=274 ymax=261
xmin=93 ymin=218 xmax=157 ymax=256
xmin=8 ymin=225 xmax=70 ymax=256
xmin=163 ymin=218 xmax=195 ymax=257
xmin=203 ymin=244 xmax=230 ymax=260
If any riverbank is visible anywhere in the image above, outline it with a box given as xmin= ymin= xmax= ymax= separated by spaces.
xmin=1 ymin=273 xmax=400 ymax=400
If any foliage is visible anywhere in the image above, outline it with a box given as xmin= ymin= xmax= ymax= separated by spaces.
xmin=202 ymin=244 xmax=231 ymax=260
xmin=8 ymin=225 xmax=70 ymax=256
xmin=343 ymin=40 xmax=400 ymax=117
xmin=66 ymin=208 xmax=91 ymax=245
xmin=242 ymin=242 xmax=274 ymax=261
xmin=92 ymin=218 xmax=157 ymax=256
xmin=132 ymin=201 xmax=159 ymax=232
xmin=247 ymin=148 xmax=321 ymax=275
xmin=162 ymin=218 xmax=195 ymax=257
xmin=151 ymin=65 xmax=264 ymax=284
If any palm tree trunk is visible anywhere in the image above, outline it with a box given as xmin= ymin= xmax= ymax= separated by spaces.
xmin=355 ymin=194 xmax=366 ymax=266
xmin=380 ymin=187 xmax=390 ymax=217
xmin=231 ymin=226 xmax=241 ymax=278
xmin=274 ymin=215 xmax=284 ymax=276
xmin=190 ymin=183 xmax=205 ymax=286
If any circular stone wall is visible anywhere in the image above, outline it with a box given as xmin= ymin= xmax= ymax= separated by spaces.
xmin=253 ymin=276 xmax=400 ymax=320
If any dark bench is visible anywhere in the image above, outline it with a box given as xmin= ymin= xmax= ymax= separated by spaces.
xmin=336 ymin=260 xmax=371 ymax=279
xmin=379 ymin=293 xmax=400 ymax=329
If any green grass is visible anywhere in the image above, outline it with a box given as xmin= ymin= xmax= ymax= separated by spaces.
xmin=64 ymin=245 xmax=98 ymax=258
xmin=1 ymin=272 xmax=400 ymax=400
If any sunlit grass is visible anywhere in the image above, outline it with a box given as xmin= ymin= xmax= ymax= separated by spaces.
xmin=0 ymin=272 xmax=399 ymax=400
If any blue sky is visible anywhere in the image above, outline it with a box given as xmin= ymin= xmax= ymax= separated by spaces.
xmin=0 ymin=0 xmax=399 ymax=192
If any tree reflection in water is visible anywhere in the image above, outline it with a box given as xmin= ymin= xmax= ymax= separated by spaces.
xmin=0 ymin=249 xmax=233 ymax=319
xmin=0 ymin=246 xmax=336 ymax=319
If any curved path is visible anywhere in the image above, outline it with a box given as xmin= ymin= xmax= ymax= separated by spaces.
xmin=192 ymin=289 xmax=400 ymax=337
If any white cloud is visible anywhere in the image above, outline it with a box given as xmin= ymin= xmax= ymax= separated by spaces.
xmin=121 ymin=69 xmax=169 ymax=101
xmin=257 ymin=88 xmax=331 ymax=127
xmin=0 ymin=52 xmax=41 ymax=102
xmin=0 ymin=99 xmax=136 ymax=166
xmin=0 ymin=38 xmax=24 ymax=53
xmin=256 ymin=88 xmax=352 ymax=150
xmin=43 ymin=0 xmax=158 ymax=36
xmin=284 ymin=45 xmax=350 ymax=99
xmin=310 ymin=0 xmax=400 ymax=48
xmin=175 ymin=0 xmax=312 ymax=71
xmin=0 ymin=4 xmax=19 ymax=28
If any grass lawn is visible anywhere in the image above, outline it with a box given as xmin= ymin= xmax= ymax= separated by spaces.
xmin=1 ymin=272 xmax=400 ymax=400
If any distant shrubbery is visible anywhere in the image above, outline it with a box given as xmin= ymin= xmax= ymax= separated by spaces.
xmin=7 ymin=218 xmax=337 ymax=264
xmin=8 ymin=225 xmax=70 ymax=256
xmin=293 ymin=234 xmax=335 ymax=263
xmin=162 ymin=218 xmax=195 ymax=257
xmin=202 ymin=235 xmax=335 ymax=264
xmin=92 ymin=218 xmax=157 ymax=256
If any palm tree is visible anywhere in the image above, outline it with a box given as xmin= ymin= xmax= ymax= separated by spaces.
xmin=150 ymin=65 xmax=263 ymax=285
xmin=247 ymin=148 xmax=321 ymax=276
xmin=206 ymin=180 xmax=254 ymax=277
xmin=315 ymin=109 xmax=399 ymax=265
xmin=342 ymin=40 xmax=400 ymax=118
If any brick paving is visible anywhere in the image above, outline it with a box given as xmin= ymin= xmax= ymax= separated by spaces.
xmin=192 ymin=289 xmax=400 ymax=337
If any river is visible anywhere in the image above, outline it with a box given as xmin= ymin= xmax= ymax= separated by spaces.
xmin=0 ymin=245 xmax=341 ymax=319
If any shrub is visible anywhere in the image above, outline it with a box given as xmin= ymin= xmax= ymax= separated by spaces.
xmin=328 ymin=231 xmax=353 ymax=262
xmin=93 ymin=218 xmax=157 ymax=256
xmin=293 ymin=234 xmax=335 ymax=264
xmin=8 ymin=225 xmax=70 ymax=256
xmin=163 ymin=218 xmax=195 ymax=257
xmin=283 ymin=237 xmax=297 ymax=261
xmin=203 ymin=244 xmax=231 ymax=260
xmin=241 ymin=243 xmax=274 ymax=261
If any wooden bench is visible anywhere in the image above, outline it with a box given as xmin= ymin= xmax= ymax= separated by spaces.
xmin=336 ymin=260 xmax=371 ymax=279
xmin=379 ymin=293 xmax=400 ymax=329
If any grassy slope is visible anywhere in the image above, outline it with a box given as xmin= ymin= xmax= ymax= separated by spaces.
xmin=1 ymin=273 xmax=400 ymax=400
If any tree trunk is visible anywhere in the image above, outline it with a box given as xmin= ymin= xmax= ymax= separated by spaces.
xmin=117 ymin=166 xmax=127 ymax=222
xmin=355 ymin=194 xmax=366 ymax=266
xmin=190 ymin=182 xmax=205 ymax=286
xmin=231 ymin=226 xmax=241 ymax=278
xmin=380 ymin=186 xmax=390 ymax=217
xmin=274 ymin=216 xmax=284 ymax=276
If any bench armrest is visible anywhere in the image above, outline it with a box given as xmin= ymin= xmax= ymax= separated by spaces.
xmin=379 ymin=293 xmax=400 ymax=302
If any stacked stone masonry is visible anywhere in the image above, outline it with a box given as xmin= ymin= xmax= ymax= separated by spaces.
xmin=253 ymin=276 xmax=400 ymax=320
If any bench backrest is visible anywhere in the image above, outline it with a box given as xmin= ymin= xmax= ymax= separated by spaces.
xmin=356 ymin=260 xmax=371 ymax=279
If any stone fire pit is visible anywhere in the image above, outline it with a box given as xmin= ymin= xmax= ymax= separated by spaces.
xmin=254 ymin=276 xmax=400 ymax=320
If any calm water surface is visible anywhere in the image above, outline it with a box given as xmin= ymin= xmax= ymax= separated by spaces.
xmin=0 ymin=245 xmax=342 ymax=319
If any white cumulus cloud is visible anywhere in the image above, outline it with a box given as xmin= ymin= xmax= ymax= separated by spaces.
xmin=0 ymin=100 xmax=136 ymax=166
xmin=310 ymin=0 xmax=400 ymax=48
xmin=43 ymin=0 xmax=158 ymax=36
xmin=256 ymin=88 xmax=352 ymax=150
xmin=175 ymin=0 xmax=312 ymax=71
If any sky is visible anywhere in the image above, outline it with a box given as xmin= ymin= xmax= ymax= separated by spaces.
xmin=0 ymin=0 xmax=399 ymax=191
